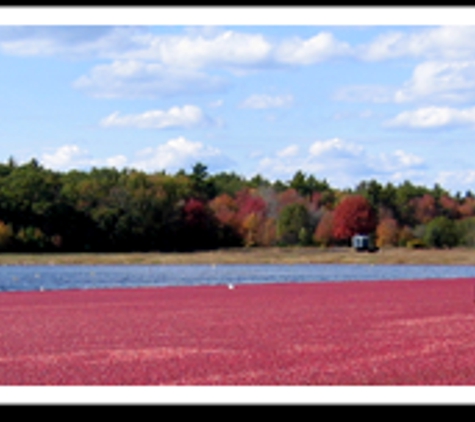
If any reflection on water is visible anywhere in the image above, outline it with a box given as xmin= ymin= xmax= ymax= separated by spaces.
xmin=2 ymin=264 xmax=475 ymax=292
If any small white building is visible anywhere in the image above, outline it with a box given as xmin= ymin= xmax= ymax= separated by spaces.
xmin=352 ymin=234 xmax=370 ymax=251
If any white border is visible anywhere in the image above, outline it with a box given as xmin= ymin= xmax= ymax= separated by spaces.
xmin=0 ymin=6 xmax=475 ymax=26
xmin=0 ymin=386 xmax=474 ymax=404
xmin=1 ymin=4 xmax=475 ymax=405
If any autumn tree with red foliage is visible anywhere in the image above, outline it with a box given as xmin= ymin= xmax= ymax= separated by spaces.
xmin=209 ymin=189 xmax=276 ymax=247
xmin=277 ymin=188 xmax=304 ymax=212
xmin=439 ymin=194 xmax=460 ymax=219
xmin=332 ymin=195 xmax=377 ymax=243
xmin=235 ymin=188 xmax=266 ymax=222
xmin=411 ymin=194 xmax=437 ymax=225
xmin=458 ymin=196 xmax=475 ymax=218
xmin=234 ymin=188 xmax=267 ymax=245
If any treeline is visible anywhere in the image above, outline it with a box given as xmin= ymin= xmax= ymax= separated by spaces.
xmin=0 ymin=158 xmax=473 ymax=252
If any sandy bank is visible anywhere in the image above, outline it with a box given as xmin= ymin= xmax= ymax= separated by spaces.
xmin=2 ymin=246 xmax=475 ymax=266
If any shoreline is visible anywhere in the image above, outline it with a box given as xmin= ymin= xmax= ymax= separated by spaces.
xmin=1 ymin=246 xmax=475 ymax=266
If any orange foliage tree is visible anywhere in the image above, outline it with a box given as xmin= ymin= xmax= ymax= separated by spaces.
xmin=0 ymin=221 xmax=13 ymax=250
xmin=313 ymin=210 xmax=334 ymax=246
xmin=241 ymin=212 xmax=261 ymax=247
xmin=209 ymin=193 xmax=238 ymax=228
xmin=376 ymin=217 xmax=399 ymax=248
xmin=208 ymin=193 xmax=241 ymax=246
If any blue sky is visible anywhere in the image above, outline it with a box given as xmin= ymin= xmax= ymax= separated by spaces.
xmin=2 ymin=7 xmax=475 ymax=194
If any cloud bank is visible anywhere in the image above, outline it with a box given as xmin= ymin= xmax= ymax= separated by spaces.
xmin=256 ymin=138 xmax=426 ymax=188
xmin=100 ymin=105 xmax=211 ymax=129
xmin=40 ymin=137 xmax=234 ymax=174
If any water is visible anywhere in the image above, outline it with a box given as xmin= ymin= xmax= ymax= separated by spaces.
xmin=2 ymin=263 xmax=475 ymax=292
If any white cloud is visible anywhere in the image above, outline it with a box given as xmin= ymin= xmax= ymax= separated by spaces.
xmin=359 ymin=26 xmax=475 ymax=62
xmin=130 ymin=136 xmax=233 ymax=173
xmin=73 ymin=60 xmax=227 ymax=99
xmin=100 ymin=105 xmax=210 ymax=129
xmin=328 ymin=26 xmax=475 ymax=118
xmin=40 ymin=145 xmax=129 ymax=171
xmin=41 ymin=144 xmax=94 ymax=171
xmin=394 ymin=60 xmax=475 ymax=104
xmin=104 ymin=155 xmax=128 ymax=169
xmin=8 ymin=25 xmax=475 ymax=69
xmin=393 ymin=150 xmax=424 ymax=167
xmin=309 ymin=137 xmax=363 ymax=157
xmin=275 ymin=32 xmax=351 ymax=65
xmin=39 ymin=138 xmax=233 ymax=174
xmin=0 ymin=26 xmax=351 ymax=69
xmin=386 ymin=106 xmax=475 ymax=129
xmin=359 ymin=31 xmax=405 ymax=62
xmin=372 ymin=150 xmax=424 ymax=174
xmin=335 ymin=60 xmax=475 ymax=106
xmin=436 ymin=170 xmax=475 ymax=194
xmin=240 ymin=94 xmax=293 ymax=110
xmin=23 ymin=26 xmax=475 ymax=104
xmin=276 ymin=144 xmax=299 ymax=158
xmin=0 ymin=27 xmax=273 ymax=71
xmin=0 ymin=26 xmax=145 ymax=59
xmin=140 ymin=30 xmax=273 ymax=70
xmin=255 ymin=138 xmax=425 ymax=188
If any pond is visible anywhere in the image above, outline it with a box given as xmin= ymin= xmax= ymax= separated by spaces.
xmin=2 ymin=263 xmax=475 ymax=292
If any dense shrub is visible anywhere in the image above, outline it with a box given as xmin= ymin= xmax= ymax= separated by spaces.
xmin=456 ymin=217 xmax=475 ymax=247
xmin=423 ymin=216 xmax=459 ymax=249
xmin=406 ymin=238 xmax=426 ymax=249
xmin=398 ymin=225 xmax=415 ymax=247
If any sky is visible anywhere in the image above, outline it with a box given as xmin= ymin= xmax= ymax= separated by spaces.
xmin=2 ymin=7 xmax=475 ymax=194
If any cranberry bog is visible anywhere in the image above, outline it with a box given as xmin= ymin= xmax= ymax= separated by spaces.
xmin=1 ymin=278 xmax=475 ymax=388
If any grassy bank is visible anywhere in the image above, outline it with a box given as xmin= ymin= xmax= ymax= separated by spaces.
xmin=0 ymin=246 xmax=475 ymax=266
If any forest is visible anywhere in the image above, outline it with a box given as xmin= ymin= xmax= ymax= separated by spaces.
xmin=0 ymin=157 xmax=473 ymax=252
